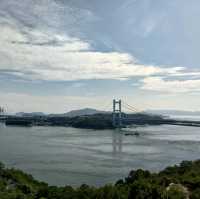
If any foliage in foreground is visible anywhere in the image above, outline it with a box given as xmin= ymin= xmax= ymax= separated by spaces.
xmin=0 ymin=160 xmax=200 ymax=199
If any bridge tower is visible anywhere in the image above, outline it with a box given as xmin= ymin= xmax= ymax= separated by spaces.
xmin=0 ymin=107 xmax=4 ymax=115
xmin=0 ymin=107 xmax=5 ymax=119
xmin=112 ymin=99 xmax=122 ymax=128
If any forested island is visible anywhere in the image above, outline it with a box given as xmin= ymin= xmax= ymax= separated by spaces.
xmin=0 ymin=159 xmax=200 ymax=199
xmin=4 ymin=112 xmax=200 ymax=129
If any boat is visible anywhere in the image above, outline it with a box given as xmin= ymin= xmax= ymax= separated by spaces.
xmin=124 ymin=132 xmax=140 ymax=136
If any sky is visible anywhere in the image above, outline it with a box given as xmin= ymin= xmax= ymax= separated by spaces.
xmin=1 ymin=0 xmax=200 ymax=113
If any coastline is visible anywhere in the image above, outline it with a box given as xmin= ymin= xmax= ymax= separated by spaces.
xmin=3 ymin=113 xmax=200 ymax=130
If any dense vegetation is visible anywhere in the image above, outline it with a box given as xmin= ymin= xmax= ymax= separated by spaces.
xmin=5 ymin=113 xmax=200 ymax=129
xmin=0 ymin=160 xmax=200 ymax=199
xmin=68 ymin=114 xmax=114 ymax=129
xmin=5 ymin=114 xmax=114 ymax=129
xmin=6 ymin=113 xmax=167 ymax=129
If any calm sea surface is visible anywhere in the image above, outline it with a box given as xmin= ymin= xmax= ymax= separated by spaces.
xmin=0 ymin=122 xmax=200 ymax=187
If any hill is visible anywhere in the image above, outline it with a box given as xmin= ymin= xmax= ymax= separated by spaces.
xmin=63 ymin=108 xmax=108 ymax=117
xmin=0 ymin=160 xmax=200 ymax=198
xmin=15 ymin=112 xmax=46 ymax=117
xmin=149 ymin=109 xmax=200 ymax=116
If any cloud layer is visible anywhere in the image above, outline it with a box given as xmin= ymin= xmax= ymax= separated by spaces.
xmin=0 ymin=18 xmax=185 ymax=81
xmin=142 ymin=77 xmax=200 ymax=93
xmin=0 ymin=0 xmax=190 ymax=83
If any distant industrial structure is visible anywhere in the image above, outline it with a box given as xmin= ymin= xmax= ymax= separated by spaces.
xmin=0 ymin=107 xmax=6 ymax=121
xmin=0 ymin=107 xmax=5 ymax=115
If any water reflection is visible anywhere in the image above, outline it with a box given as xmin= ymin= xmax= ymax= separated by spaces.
xmin=112 ymin=130 xmax=123 ymax=154
xmin=0 ymin=122 xmax=5 ymax=127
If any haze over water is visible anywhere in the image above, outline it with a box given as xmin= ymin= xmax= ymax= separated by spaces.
xmin=0 ymin=123 xmax=200 ymax=187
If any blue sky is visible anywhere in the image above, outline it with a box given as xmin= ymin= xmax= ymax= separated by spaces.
xmin=1 ymin=0 xmax=200 ymax=113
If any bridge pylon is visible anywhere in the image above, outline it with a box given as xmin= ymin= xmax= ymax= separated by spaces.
xmin=112 ymin=99 xmax=122 ymax=128
xmin=0 ymin=107 xmax=5 ymax=115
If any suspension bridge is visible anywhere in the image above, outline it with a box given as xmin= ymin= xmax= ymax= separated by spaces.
xmin=99 ymin=99 xmax=200 ymax=128
xmin=0 ymin=107 xmax=6 ymax=120
xmin=1 ymin=100 xmax=200 ymax=128
xmin=111 ymin=99 xmax=161 ymax=128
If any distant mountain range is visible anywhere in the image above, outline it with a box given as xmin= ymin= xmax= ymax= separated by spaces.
xmin=15 ymin=109 xmax=200 ymax=118
xmin=148 ymin=110 xmax=200 ymax=116
xmin=61 ymin=108 xmax=108 ymax=117
xmin=15 ymin=112 xmax=46 ymax=117
xmin=16 ymin=108 xmax=108 ymax=117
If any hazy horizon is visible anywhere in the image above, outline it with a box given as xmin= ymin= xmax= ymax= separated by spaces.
xmin=6 ymin=107 xmax=200 ymax=115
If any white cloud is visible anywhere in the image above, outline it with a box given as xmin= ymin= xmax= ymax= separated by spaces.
xmin=0 ymin=22 xmax=184 ymax=81
xmin=141 ymin=76 xmax=200 ymax=93
xmin=71 ymin=82 xmax=86 ymax=88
